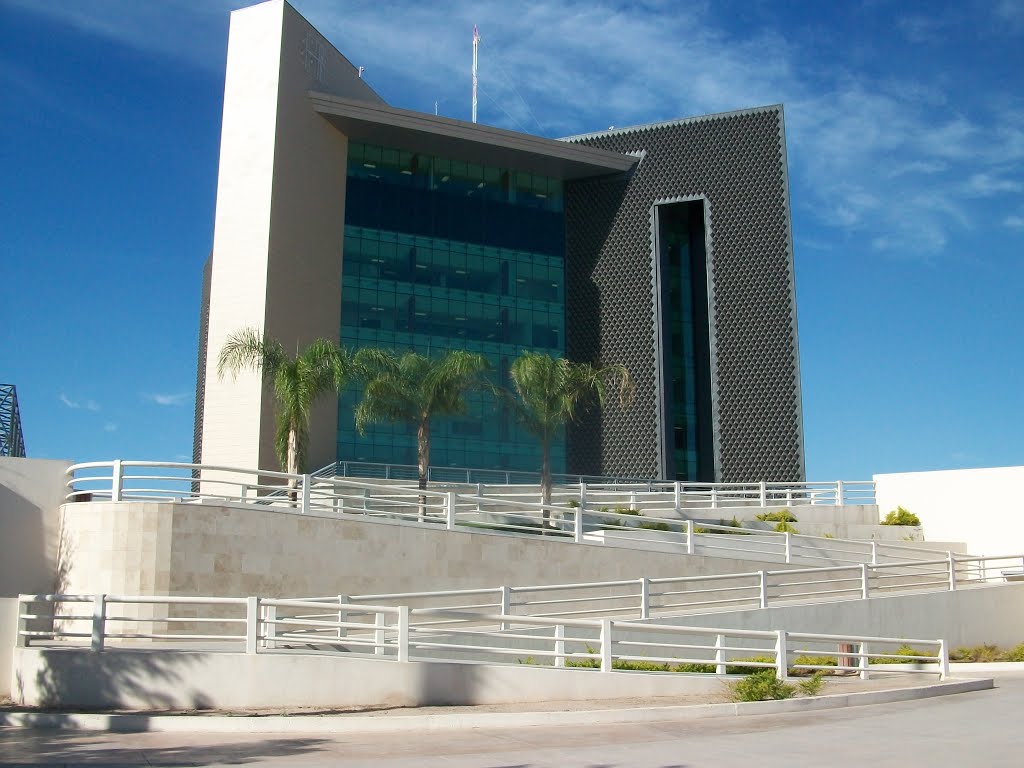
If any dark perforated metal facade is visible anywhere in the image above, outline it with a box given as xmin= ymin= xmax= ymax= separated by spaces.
xmin=563 ymin=105 xmax=805 ymax=482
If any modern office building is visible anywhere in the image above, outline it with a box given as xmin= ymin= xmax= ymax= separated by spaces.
xmin=193 ymin=0 xmax=805 ymax=483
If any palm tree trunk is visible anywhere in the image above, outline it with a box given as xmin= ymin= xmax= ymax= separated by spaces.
xmin=287 ymin=423 xmax=298 ymax=503
xmin=541 ymin=438 xmax=552 ymax=529
xmin=417 ymin=415 xmax=430 ymax=519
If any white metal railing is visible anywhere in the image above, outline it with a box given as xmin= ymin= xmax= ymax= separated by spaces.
xmin=319 ymin=462 xmax=878 ymax=507
xmin=317 ymin=460 xmax=642 ymax=487
xmin=64 ymin=461 xmax=912 ymax=567
xmin=292 ymin=554 xmax=1024 ymax=624
xmin=16 ymin=593 xmax=949 ymax=681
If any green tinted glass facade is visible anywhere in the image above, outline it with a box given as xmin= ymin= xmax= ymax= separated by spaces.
xmin=338 ymin=142 xmax=567 ymax=472
xmin=659 ymin=201 xmax=714 ymax=482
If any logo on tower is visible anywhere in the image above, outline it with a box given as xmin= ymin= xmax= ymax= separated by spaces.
xmin=302 ymin=30 xmax=326 ymax=84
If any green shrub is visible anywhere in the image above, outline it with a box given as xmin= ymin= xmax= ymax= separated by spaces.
xmin=614 ymin=506 xmax=641 ymax=516
xmin=729 ymin=670 xmax=795 ymax=701
xmin=674 ymin=662 xmax=717 ymax=673
xmin=639 ymin=521 xmax=671 ymax=531
xmin=798 ymin=672 xmax=825 ymax=696
xmin=872 ymin=645 xmax=935 ymax=664
xmin=949 ymin=643 xmax=1024 ymax=663
xmin=881 ymin=506 xmax=921 ymax=526
xmin=725 ymin=655 xmax=777 ymax=674
xmin=951 ymin=644 xmax=1002 ymax=663
xmin=756 ymin=510 xmax=798 ymax=523
xmin=566 ymin=499 xmax=580 ymax=508
xmin=791 ymin=654 xmax=838 ymax=673
xmin=774 ymin=521 xmax=799 ymax=534
xmin=695 ymin=516 xmax=750 ymax=535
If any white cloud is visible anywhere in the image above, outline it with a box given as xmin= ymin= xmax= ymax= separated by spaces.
xmin=6 ymin=0 xmax=239 ymax=70
xmin=59 ymin=393 xmax=99 ymax=411
xmin=15 ymin=0 xmax=1019 ymax=258
xmin=146 ymin=393 xmax=190 ymax=407
xmin=103 ymin=423 xmax=118 ymax=432
xmin=1005 ymin=214 xmax=1024 ymax=230
xmin=963 ymin=173 xmax=1024 ymax=197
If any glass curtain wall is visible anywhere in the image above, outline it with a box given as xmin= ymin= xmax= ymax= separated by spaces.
xmin=338 ymin=142 xmax=567 ymax=472
xmin=658 ymin=200 xmax=714 ymax=481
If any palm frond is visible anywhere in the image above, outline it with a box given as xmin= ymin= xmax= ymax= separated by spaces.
xmin=216 ymin=327 xmax=286 ymax=381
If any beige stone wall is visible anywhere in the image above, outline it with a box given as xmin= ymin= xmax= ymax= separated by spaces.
xmin=57 ymin=500 xmax=794 ymax=603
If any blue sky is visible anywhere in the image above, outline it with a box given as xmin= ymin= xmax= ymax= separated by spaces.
xmin=1 ymin=0 xmax=1022 ymax=480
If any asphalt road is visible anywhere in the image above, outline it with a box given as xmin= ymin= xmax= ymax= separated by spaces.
xmin=3 ymin=672 xmax=1023 ymax=767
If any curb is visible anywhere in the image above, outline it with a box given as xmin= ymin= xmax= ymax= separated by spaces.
xmin=0 ymin=678 xmax=993 ymax=734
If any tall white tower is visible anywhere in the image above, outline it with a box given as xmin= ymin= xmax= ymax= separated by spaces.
xmin=472 ymin=24 xmax=480 ymax=123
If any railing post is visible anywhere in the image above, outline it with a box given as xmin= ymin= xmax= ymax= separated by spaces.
xmin=759 ymin=570 xmax=769 ymax=609
xmin=759 ymin=480 xmax=767 ymax=507
xmin=374 ymin=611 xmax=386 ymax=656
xmin=500 ymin=585 xmax=511 ymax=631
xmin=110 ymin=460 xmax=123 ymax=502
xmin=639 ymin=577 xmax=650 ymax=620
xmin=554 ymin=623 xmax=565 ymax=668
xmin=938 ymin=639 xmax=950 ymax=680
xmin=15 ymin=596 xmax=29 ymax=648
xmin=600 ymin=618 xmax=613 ymax=672
xmin=579 ymin=482 xmax=588 ymax=513
xmin=948 ymin=552 xmax=957 ymax=591
xmin=686 ymin=519 xmax=695 ymax=555
xmin=245 ymin=596 xmax=258 ymax=655
xmin=870 ymin=541 xmax=878 ymax=565
xmin=774 ymin=630 xmax=788 ymax=680
xmin=445 ymin=492 xmax=456 ymax=530
xmin=574 ymin=503 xmax=584 ymax=544
xmin=715 ymin=633 xmax=727 ymax=675
xmin=859 ymin=642 xmax=870 ymax=680
xmin=263 ymin=604 xmax=277 ymax=649
xmin=784 ymin=532 xmax=792 ymax=564
xmin=91 ymin=594 xmax=107 ymax=651
xmin=836 ymin=480 xmax=844 ymax=506
xmin=337 ymin=594 xmax=349 ymax=639
xmin=397 ymin=606 xmax=410 ymax=663
xmin=861 ymin=563 xmax=871 ymax=599
xmin=629 ymin=490 xmax=637 ymax=511
xmin=674 ymin=482 xmax=682 ymax=515
xmin=300 ymin=474 xmax=311 ymax=514
xmin=710 ymin=486 xmax=718 ymax=509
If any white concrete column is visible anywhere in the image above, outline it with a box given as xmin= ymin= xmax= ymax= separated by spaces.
xmin=91 ymin=594 xmax=107 ymax=652
xmin=245 ymin=596 xmax=259 ymax=655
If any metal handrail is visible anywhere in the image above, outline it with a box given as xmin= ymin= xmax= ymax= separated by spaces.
xmin=17 ymin=592 xmax=950 ymax=679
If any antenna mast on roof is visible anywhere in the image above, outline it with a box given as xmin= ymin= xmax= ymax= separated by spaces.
xmin=472 ymin=24 xmax=480 ymax=123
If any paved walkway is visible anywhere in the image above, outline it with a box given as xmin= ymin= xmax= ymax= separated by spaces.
xmin=2 ymin=671 xmax=1022 ymax=767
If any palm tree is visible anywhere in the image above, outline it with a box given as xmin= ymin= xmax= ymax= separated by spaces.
xmin=504 ymin=352 xmax=634 ymax=525
xmin=217 ymin=327 xmax=350 ymax=480
xmin=353 ymin=348 xmax=489 ymax=491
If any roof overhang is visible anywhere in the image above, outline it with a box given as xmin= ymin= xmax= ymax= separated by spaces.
xmin=309 ymin=92 xmax=637 ymax=181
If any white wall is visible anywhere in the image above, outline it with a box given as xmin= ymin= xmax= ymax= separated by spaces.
xmin=10 ymin=647 xmax=725 ymax=710
xmin=0 ymin=598 xmax=17 ymax=699
xmin=200 ymin=0 xmax=383 ymax=477
xmin=0 ymin=457 xmax=70 ymax=597
xmin=875 ymin=466 xmax=1024 ymax=557
xmin=646 ymin=582 xmax=1024 ymax=648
